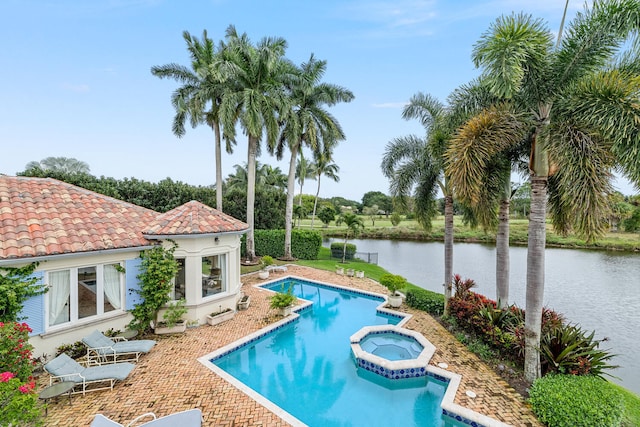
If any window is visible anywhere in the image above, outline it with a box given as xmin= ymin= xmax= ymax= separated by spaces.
xmin=201 ymin=254 xmax=226 ymax=298
xmin=48 ymin=263 xmax=123 ymax=328
xmin=172 ymin=258 xmax=186 ymax=301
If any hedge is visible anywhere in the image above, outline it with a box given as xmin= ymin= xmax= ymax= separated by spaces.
xmin=529 ymin=374 xmax=624 ymax=427
xmin=330 ymin=242 xmax=356 ymax=259
xmin=405 ymin=288 xmax=445 ymax=315
xmin=244 ymin=229 xmax=321 ymax=260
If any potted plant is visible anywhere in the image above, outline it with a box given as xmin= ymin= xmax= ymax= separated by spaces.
xmin=258 ymin=255 xmax=274 ymax=279
xmin=154 ymin=298 xmax=188 ymax=334
xmin=356 ymin=270 xmax=365 ymax=278
xmin=269 ymin=283 xmax=297 ymax=316
xmin=335 ymin=265 xmax=344 ymax=275
xmin=379 ymin=274 xmax=406 ymax=308
xmin=206 ymin=305 xmax=236 ymax=326
xmin=237 ymin=293 xmax=251 ymax=310
xmin=346 ymin=268 xmax=355 ymax=277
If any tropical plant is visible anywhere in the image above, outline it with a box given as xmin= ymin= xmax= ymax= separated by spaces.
xmin=129 ymin=242 xmax=180 ymax=332
xmin=295 ymin=152 xmax=315 ymax=208
xmin=381 ymin=92 xmax=461 ymax=313
xmin=459 ymin=0 xmax=640 ymax=382
xmin=0 ymin=263 xmax=47 ymax=322
xmin=276 ymin=54 xmax=353 ymax=259
xmin=219 ymin=25 xmax=296 ymax=261
xmin=539 ymin=323 xmax=618 ymax=378
xmin=309 ymin=149 xmax=341 ymax=228
xmin=25 ymin=156 xmax=90 ymax=174
xmin=269 ymin=283 xmax=297 ymax=309
xmin=446 ymin=90 xmax=527 ymax=307
xmin=335 ymin=212 xmax=364 ymax=263
xmin=151 ymin=30 xmax=232 ymax=210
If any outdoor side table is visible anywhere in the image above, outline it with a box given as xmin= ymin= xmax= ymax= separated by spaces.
xmin=116 ymin=329 xmax=138 ymax=340
xmin=39 ymin=381 xmax=75 ymax=415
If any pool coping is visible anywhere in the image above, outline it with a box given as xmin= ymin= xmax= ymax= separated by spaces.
xmin=197 ymin=274 xmax=513 ymax=427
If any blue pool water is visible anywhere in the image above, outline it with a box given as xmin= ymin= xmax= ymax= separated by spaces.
xmin=212 ymin=279 xmax=466 ymax=427
xmin=360 ymin=332 xmax=424 ymax=360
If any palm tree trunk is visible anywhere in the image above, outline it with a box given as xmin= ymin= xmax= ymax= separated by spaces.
xmin=284 ymin=144 xmax=298 ymax=260
xmin=443 ymin=194 xmax=454 ymax=314
xmin=245 ymin=135 xmax=258 ymax=261
xmin=213 ymin=122 xmax=223 ymax=211
xmin=342 ymin=231 xmax=350 ymax=264
xmin=311 ymin=175 xmax=321 ymax=228
xmin=524 ymin=175 xmax=547 ymax=383
xmin=496 ymin=197 xmax=510 ymax=306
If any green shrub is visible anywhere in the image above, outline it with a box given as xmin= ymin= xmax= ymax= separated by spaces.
xmin=55 ymin=340 xmax=87 ymax=360
xmin=405 ymin=288 xmax=445 ymax=315
xmin=330 ymin=242 xmax=356 ymax=259
xmin=529 ymin=374 xmax=623 ymax=427
xmin=291 ymin=230 xmax=322 ymax=260
xmin=390 ymin=212 xmax=402 ymax=226
xmin=252 ymin=229 xmax=322 ymax=260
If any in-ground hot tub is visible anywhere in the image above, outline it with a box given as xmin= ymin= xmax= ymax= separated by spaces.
xmin=350 ymin=325 xmax=436 ymax=380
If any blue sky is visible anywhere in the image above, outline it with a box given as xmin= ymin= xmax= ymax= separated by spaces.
xmin=2 ymin=0 xmax=636 ymax=201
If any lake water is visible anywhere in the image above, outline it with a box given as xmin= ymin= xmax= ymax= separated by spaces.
xmin=329 ymin=238 xmax=640 ymax=395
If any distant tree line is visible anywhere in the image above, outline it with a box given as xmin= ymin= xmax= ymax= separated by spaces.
xmin=19 ymin=168 xmax=286 ymax=230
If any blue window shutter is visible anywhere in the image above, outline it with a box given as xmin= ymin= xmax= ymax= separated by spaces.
xmin=18 ymin=271 xmax=45 ymax=336
xmin=125 ymin=258 xmax=144 ymax=310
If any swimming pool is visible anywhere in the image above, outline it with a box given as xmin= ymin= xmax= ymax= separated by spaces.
xmin=202 ymin=278 xmax=498 ymax=427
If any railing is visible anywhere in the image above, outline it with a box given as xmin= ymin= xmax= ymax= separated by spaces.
xmin=355 ymin=252 xmax=378 ymax=265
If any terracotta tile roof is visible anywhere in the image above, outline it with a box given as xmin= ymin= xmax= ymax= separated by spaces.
xmin=144 ymin=200 xmax=249 ymax=236
xmin=0 ymin=176 xmax=247 ymax=262
xmin=0 ymin=175 xmax=158 ymax=261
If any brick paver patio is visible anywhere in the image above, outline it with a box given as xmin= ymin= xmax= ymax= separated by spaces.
xmin=39 ymin=265 xmax=541 ymax=426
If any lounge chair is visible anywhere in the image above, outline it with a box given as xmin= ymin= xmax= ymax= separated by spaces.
xmin=90 ymin=409 xmax=202 ymax=427
xmin=44 ymin=353 xmax=135 ymax=395
xmin=266 ymin=264 xmax=287 ymax=273
xmin=82 ymin=330 xmax=156 ymax=364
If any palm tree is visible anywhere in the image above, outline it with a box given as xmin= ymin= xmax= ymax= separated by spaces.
xmin=276 ymin=55 xmax=354 ymax=258
xmin=219 ymin=25 xmax=296 ymax=261
xmin=25 ymin=157 xmax=90 ymax=174
xmin=309 ymin=149 xmax=340 ymax=229
xmin=382 ymin=93 xmax=457 ymax=312
xmin=296 ymin=152 xmax=315 ymax=207
xmin=455 ymin=0 xmax=640 ymax=382
xmin=224 ymin=161 xmax=287 ymax=192
xmin=446 ymin=81 xmax=529 ymax=306
xmin=335 ymin=212 xmax=364 ymax=263
xmin=151 ymin=30 xmax=233 ymax=211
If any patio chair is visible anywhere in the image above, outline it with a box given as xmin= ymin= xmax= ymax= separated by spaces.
xmin=90 ymin=409 xmax=202 ymax=427
xmin=82 ymin=330 xmax=156 ymax=364
xmin=44 ymin=353 xmax=135 ymax=395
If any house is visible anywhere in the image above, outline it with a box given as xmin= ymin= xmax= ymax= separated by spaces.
xmin=0 ymin=175 xmax=249 ymax=358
